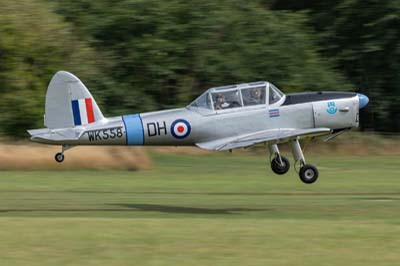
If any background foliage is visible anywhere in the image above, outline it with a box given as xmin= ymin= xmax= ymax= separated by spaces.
xmin=0 ymin=0 xmax=398 ymax=137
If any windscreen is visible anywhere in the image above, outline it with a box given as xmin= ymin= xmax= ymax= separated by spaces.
xmin=269 ymin=83 xmax=284 ymax=104
xmin=189 ymin=92 xmax=212 ymax=109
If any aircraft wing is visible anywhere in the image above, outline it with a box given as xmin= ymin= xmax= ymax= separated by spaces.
xmin=196 ymin=128 xmax=331 ymax=151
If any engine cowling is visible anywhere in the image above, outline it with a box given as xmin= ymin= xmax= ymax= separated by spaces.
xmin=313 ymin=97 xmax=359 ymax=129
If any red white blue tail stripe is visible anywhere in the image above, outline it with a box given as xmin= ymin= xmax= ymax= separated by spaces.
xmin=71 ymin=98 xmax=95 ymax=126
xmin=269 ymin=108 xmax=280 ymax=118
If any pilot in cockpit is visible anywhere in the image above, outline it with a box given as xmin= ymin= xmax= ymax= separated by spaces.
xmin=249 ymin=87 xmax=264 ymax=105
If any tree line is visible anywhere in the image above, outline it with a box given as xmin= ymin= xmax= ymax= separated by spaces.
xmin=0 ymin=0 xmax=398 ymax=137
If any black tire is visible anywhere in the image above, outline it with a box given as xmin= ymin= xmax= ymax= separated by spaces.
xmin=55 ymin=152 xmax=64 ymax=163
xmin=299 ymin=164 xmax=319 ymax=184
xmin=271 ymin=156 xmax=290 ymax=175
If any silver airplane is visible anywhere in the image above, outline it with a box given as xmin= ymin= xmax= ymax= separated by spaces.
xmin=28 ymin=71 xmax=369 ymax=184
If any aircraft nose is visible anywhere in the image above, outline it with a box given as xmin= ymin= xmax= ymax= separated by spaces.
xmin=357 ymin=93 xmax=369 ymax=109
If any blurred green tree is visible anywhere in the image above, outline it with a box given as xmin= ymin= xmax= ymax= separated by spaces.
xmin=270 ymin=0 xmax=400 ymax=131
xmin=6 ymin=0 xmax=390 ymax=138
xmin=0 ymin=0 xmax=103 ymax=137
xmin=52 ymin=0 xmax=350 ymax=111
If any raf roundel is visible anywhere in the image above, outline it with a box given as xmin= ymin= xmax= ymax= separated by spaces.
xmin=171 ymin=119 xmax=191 ymax=139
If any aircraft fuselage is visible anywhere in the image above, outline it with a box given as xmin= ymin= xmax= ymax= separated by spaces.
xmin=31 ymin=92 xmax=361 ymax=147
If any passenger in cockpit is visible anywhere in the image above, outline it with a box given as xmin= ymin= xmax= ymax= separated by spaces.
xmin=215 ymin=94 xmax=229 ymax=110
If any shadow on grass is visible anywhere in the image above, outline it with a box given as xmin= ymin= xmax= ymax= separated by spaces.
xmin=0 ymin=204 xmax=270 ymax=215
xmin=111 ymin=203 xmax=270 ymax=214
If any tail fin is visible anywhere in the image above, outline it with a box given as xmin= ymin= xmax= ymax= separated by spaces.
xmin=45 ymin=71 xmax=104 ymax=129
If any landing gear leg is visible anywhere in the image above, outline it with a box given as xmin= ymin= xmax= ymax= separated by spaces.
xmin=54 ymin=145 xmax=73 ymax=163
xmin=269 ymin=144 xmax=290 ymax=175
xmin=290 ymin=138 xmax=319 ymax=184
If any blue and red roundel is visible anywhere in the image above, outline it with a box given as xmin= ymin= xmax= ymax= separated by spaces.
xmin=171 ymin=119 xmax=191 ymax=139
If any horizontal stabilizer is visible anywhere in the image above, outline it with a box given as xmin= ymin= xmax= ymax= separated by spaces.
xmin=28 ymin=127 xmax=84 ymax=144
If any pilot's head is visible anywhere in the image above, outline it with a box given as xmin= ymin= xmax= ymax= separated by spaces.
xmin=251 ymin=88 xmax=262 ymax=98
xmin=216 ymin=94 xmax=225 ymax=103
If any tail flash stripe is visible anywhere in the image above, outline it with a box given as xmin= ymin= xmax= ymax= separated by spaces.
xmin=78 ymin=99 xmax=88 ymax=125
xmin=85 ymin=98 xmax=95 ymax=123
xmin=71 ymin=100 xmax=82 ymax=126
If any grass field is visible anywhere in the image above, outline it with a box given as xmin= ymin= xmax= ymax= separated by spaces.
xmin=0 ymin=152 xmax=399 ymax=266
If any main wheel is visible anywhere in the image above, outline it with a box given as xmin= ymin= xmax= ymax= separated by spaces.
xmin=55 ymin=152 xmax=64 ymax=163
xmin=299 ymin=164 xmax=319 ymax=184
xmin=271 ymin=156 xmax=290 ymax=175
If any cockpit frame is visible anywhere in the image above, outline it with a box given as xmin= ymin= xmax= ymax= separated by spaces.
xmin=187 ymin=81 xmax=286 ymax=115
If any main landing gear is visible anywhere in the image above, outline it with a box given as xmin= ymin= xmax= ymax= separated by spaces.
xmin=54 ymin=145 xmax=73 ymax=163
xmin=269 ymin=144 xmax=290 ymax=175
xmin=268 ymin=138 xmax=319 ymax=184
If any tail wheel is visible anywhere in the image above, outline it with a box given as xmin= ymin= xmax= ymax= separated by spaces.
xmin=299 ymin=164 xmax=319 ymax=184
xmin=55 ymin=152 xmax=64 ymax=163
xmin=271 ymin=156 xmax=290 ymax=175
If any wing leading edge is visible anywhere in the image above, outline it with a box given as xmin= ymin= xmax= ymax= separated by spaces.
xmin=196 ymin=128 xmax=331 ymax=151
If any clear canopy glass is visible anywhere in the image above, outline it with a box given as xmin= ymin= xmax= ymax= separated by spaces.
xmin=188 ymin=92 xmax=212 ymax=109
xmin=211 ymin=89 xmax=242 ymax=110
xmin=188 ymin=81 xmax=285 ymax=111
xmin=242 ymin=86 xmax=266 ymax=106
xmin=269 ymin=83 xmax=284 ymax=104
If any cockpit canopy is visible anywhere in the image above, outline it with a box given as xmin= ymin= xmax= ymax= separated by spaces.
xmin=188 ymin=81 xmax=285 ymax=113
